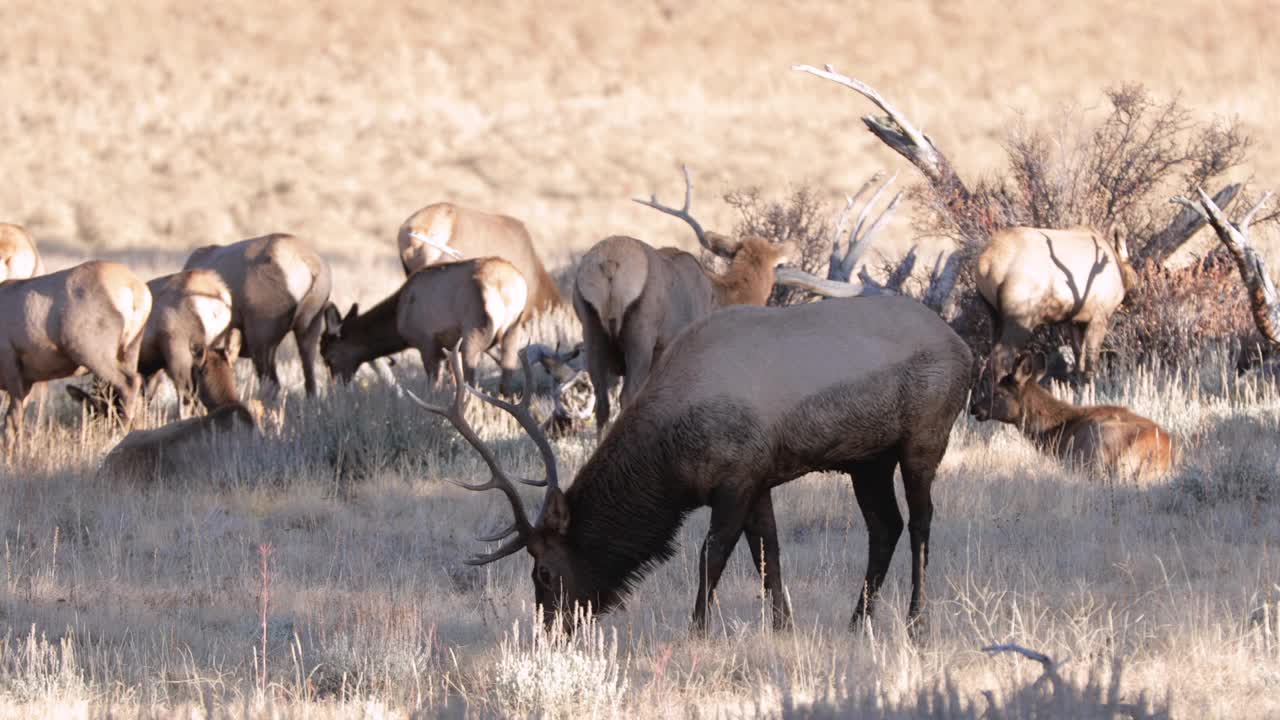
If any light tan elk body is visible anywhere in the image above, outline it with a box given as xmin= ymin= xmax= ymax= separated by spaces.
xmin=322 ymin=258 xmax=528 ymax=394
xmin=139 ymin=270 xmax=234 ymax=411
xmin=100 ymin=349 xmax=252 ymax=482
xmin=574 ymin=168 xmax=805 ymax=432
xmin=0 ymin=224 xmax=44 ymax=282
xmin=972 ymin=353 xmax=1176 ymax=478
xmin=0 ymin=261 xmax=151 ymax=449
xmin=417 ymin=295 xmax=972 ymax=634
xmin=398 ymin=204 xmax=561 ymax=317
xmin=976 ymin=226 xmax=1138 ymax=380
xmin=184 ymin=234 xmax=332 ymax=395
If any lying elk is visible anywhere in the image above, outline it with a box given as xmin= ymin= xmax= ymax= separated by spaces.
xmin=322 ymin=258 xmax=527 ymax=394
xmin=971 ymin=353 xmax=1176 ymax=478
xmin=184 ymin=233 xmax=332 ymax=395
xmin=398 ymin=203 xmax=562 ymax=317
xmin=100 ymin=349 xmax=255 ymax=482
xmin=73 ymin=270 xmax=236 ymax=416
xmin=575 ymin=166 xmax=849 ymax=431
xmin=0 ymin=223 xmax=45 ymax=282
xmin=0 ymin=261 xmax=151 ymax=451
xmin=414 ymin=295 xmax=972 ymax=634
xmin=976 ymin=226 xmax=1138 ymax=382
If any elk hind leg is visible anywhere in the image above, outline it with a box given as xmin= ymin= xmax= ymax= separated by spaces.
xmin=899 ymin=450 xmax=942 ymax=639
xmin=847 ymin=452 xmax=903 ymax=630
xmin=0 ymin=352 xmax=29 ymax=459
xmin=1079 ymin=318 xmax=1109 ymax=379
xmin=293 ymin=309 xmax=327 ymax=396
xmin=743 ymin=491 xmax=792 ymax=630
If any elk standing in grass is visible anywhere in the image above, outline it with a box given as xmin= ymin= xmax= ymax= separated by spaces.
xmin=976 ymin=226 xmax=1138 ymax=383
xmin=100 ymin=348 xmax=255 ymax=483
xmin=398 ymin=203 xmax=561 ymax=317
xmin=574 ymin=166 xmax=839 ymax=432
xmin=0 ymin=261 xmax=151 ymax=453
xmin=138 ymin=269 xmax=234 ymax=414
xmin=0 ymin=224 xmax=44 ymax=282
xmin=184 ymin=234 xmax=332 ymax=396
xmin=415 ymin=295 xmax=972 ymax=634
xmin=971 ymin=353 xmax=1176 ymax=478
xmin=322 ymin=258 xmax=528 ymax=394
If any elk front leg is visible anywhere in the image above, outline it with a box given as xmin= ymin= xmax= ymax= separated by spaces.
xmin=496 ymin=326 xmax=523 ymax=398
xmin=691 ymin=492 xmax=753 ymax=634
xmin=847 ymin=454 xmax=903 ymax=629
xmin=162 ymin=339 xmax=196 ymax=417
xmin=743 ymin=491 xmax=792 ymax=630
xmin=0 ymin=352 xmax=29 ymax=459
xmin=1079 ymin=318 xmax=1109 ymax=378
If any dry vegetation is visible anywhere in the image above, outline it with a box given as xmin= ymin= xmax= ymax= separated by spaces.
xmin=3 ymin=1 xmax=1280 ymax=717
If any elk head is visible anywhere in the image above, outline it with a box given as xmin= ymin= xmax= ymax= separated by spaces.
xmin=320 ymin=302 xmax=363 ymax=382
xmin=971 ymin=352 xmax=1046 ymax=423
xmin=405 ymin=348 xmax=609 ymax=626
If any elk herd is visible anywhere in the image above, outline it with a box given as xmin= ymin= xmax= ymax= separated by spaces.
xmin=0 ymin=158 xmax=1181 ymax=634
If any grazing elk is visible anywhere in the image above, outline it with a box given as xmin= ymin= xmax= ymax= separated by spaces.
xmin=100 ymin=351 xmax=254 ymax=483
xmin=137 ymin=270 xmax=234 ymax=413
xmin=0 ymin=223 xmax=45 ymax=282
xmin=322 ymin=258 xmax=528 ymax=394
xmin=976 ymin=226 xmax=1138 ymax=382
xmin=398 ymin=203 xmax=562 ymax=317
xmin=0 ymin=261 xmax=151 ymax=452
xmin=971 ymin=353 xmax=1176 ymax=479
xmin=183 ymin=233 xmax=332 ymax=395
xmin=574 ymin=166 xmax=828 ymax=432
xmin=414 ymin=295 xmax=972 ymax=634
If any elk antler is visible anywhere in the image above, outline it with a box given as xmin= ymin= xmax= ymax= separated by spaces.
xmin=633 ymin=164 xmax=741 ymax=258
xmin=1172 ymin=187 xmax=1280 ymax=344
xmin=403 ymin=347 xmax=558 ymax=565
xmin=829 ymin=171 xmax=902 ymax=283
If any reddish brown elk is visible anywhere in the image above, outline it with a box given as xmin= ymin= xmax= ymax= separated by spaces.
xmin=100 ymin=348 xmax=254 ymax=483
xmin=971 ymin=353 xmax=1176 ymax=478
xmin=0 ymin=261 xmax=151 ymax=452
xmin=414 ymin=295 xmax=972 ymax=634
xmin=976 ymin=226 xmax=1138 ymax=383
xmin=574 ymin=167 xmax=819 ymax=432
xmin=0 ymin=223 xmax=45 ymax=282
xmin=183 ymin=234 xmax=332 ymax=395
xmin=398 ymin=203 xmax=562 ymax=317
xmin=322 ymin=258 xmax=528 ymax=394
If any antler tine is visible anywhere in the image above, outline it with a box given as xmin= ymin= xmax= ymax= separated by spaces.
xmin=402 ymin=347 xmax=535 ymax=558
xmin=467 ymin=349 xmax=561 ymax=492
xmin=632 ymin=164 xmax=737 ymax=258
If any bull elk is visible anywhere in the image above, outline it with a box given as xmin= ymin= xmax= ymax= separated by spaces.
xmin=183 ymin=234 xmax=332 ymax=395
xmin=414 ymin=295 xmax=972 ymax=634
xmin=398 ymin=203 xmax=562 ymax=317
xmin=575 ymin=166 xmax=849 ymax=432
xmin=0 ymin=261 xmax=151 ymax=452
xmin=976 ymin=226 xmax=1138 ymax=382
xmin=100 ymin=348 xmax=254 ymax=483
xmin=971 ymin=353 xmax=1176 ymax=479
xmin=0 ymin=223 xmax=45 ymax=282
xmin=322 ymin=258 xmax=527 ymax=394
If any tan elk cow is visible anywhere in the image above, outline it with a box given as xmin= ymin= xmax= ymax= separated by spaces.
xmin=0 ymin=224 xmax=45 ymax=282
xmin=574 ymin=167 xmax=815 ymax=432
xmin=976 ymin=226 xmax=1138 ymax=382
xmin=139 ymin=269 xmax=234 ymax=412
xmin=0 ymin=261 xmax=151 ymax=451
xmin=100 ymin=347 xmax=254 ymax=483
xmin=184 ymin=234 xmax=332 ymax=395
xmin=322 ymin=258 xmax=528 ymax=394
xmin=971 ymin=353 xmax=1176 ymax=479
xmin=398 ymin=204 xmax=561 ymax=317
xmin=414 ymin=295 xmax=972 ymax=635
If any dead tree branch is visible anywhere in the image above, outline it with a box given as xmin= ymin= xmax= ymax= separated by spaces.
xmin=1172 ymin=187 xmax=1280 ymax=343
xmin=828 ymin=171 xmax=902 ymax=282
xmin=1149 ymin=183 xmax=1241 ymax=269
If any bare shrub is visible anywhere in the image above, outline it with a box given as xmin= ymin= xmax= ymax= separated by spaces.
xmin=724 ymin=184 xmax=833 ymax=306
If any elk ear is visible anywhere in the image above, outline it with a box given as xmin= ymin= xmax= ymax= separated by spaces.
xmin=1012 ymin=353 xmax=1047 ymax=386
xmin=65 ymin=385 xmax=91 ymax=404
xmin=322 ymin=303 xmax=343 ymax=336
xmin=542 ymin=488 xmax=571 ymax=535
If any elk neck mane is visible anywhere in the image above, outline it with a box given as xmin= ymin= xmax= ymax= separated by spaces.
xmin=343 ymin=287 xmax=409 ymax=362
xmin=709 ymin=238 xmax=780 ymax=306
xmin=562 ymin=411 xmax=698 ymax=596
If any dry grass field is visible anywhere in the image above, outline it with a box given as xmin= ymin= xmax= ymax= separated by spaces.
xmin=3 ymin=1 xmax=1280 ymax=717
